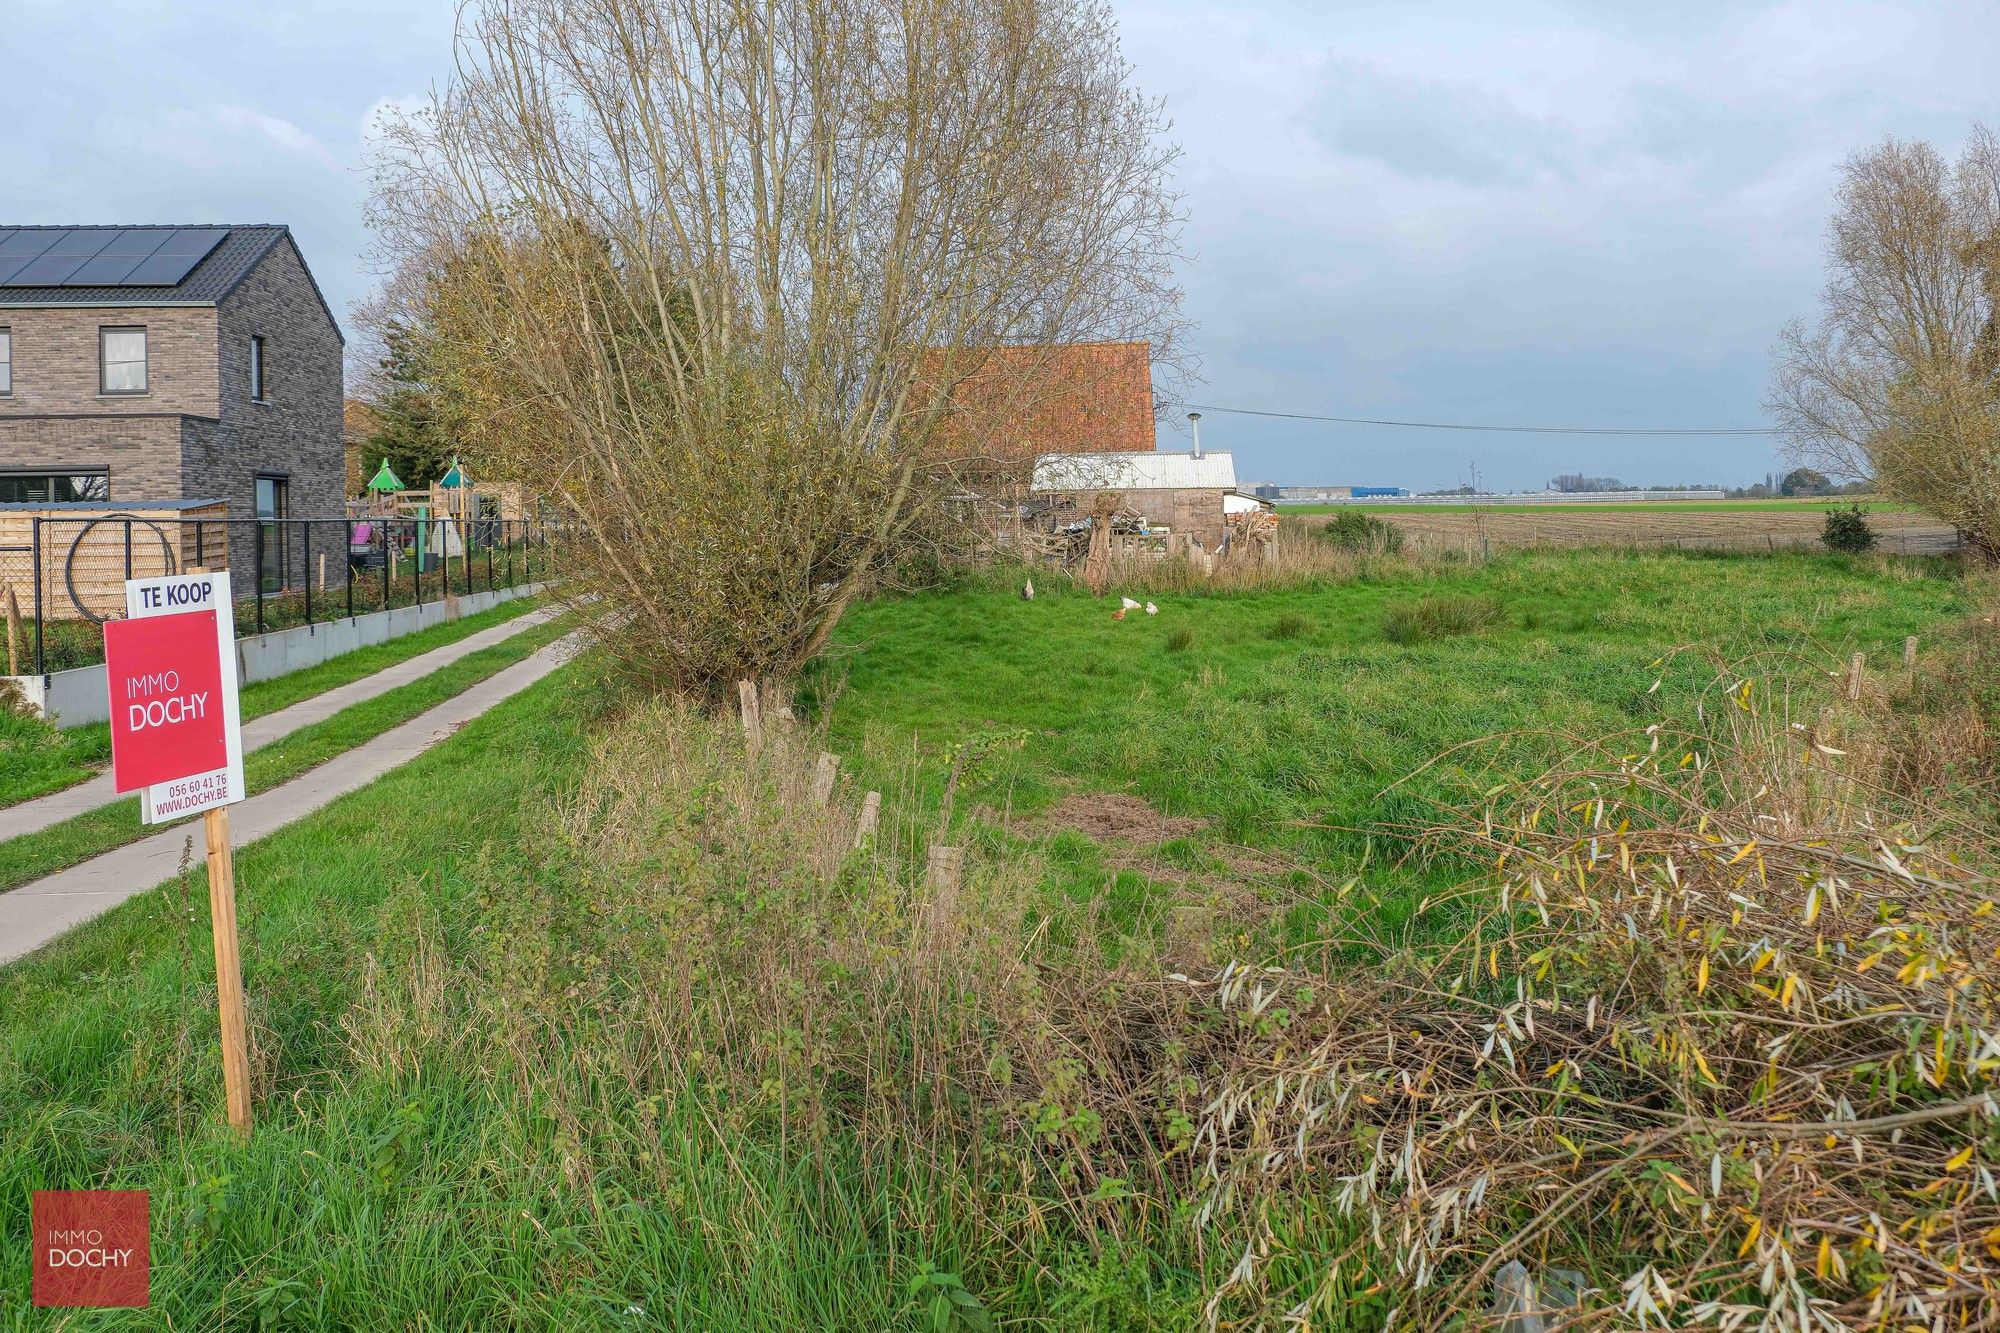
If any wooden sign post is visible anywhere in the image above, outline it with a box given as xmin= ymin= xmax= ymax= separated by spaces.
xmin=107 ymin=570 xmax=251 ymax=1133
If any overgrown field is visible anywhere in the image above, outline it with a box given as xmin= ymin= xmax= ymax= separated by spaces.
xmin=814 ymin=548 xmax=1967 ymax=942
xmin=4 ymin=548 xmax=1994 ymax=1330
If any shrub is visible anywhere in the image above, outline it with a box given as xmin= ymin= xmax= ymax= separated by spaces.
xmin=1822 ymin=504 xmax=1877 ymax=553
xmin=1164 ymin=625 xmax=1194 ymax=652
xmin=1380 ymin=593 xmax=1500 ymax=644
xmin=1318 ymin=509 xmax=1404 ymax=554
xmin=1266 ymin=612 xmax=1310 ymax=640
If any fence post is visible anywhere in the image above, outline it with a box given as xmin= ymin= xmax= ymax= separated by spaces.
xmin=1847 ymin=651 xmax=1865 ymax=702
xmin=31 ymin=517 xmax=45 ymax=675
xmin=414 ymin=518 xmax=423 ymax=608
xmin=253 ymin=522 xmax=266 ymax=635
xmin=4 ymin=586 xmax=19 ymax=676
xmin=925 ymin=844 xmax=965 ymax=944
xmin=380 ymin=520 xmax=391 ymax=614
xmin=813 ymin=752 xmax=840 ymax=808
xmin=1904 ymin=635 xmax=1918 ymax=669
xmin=345 ymin=519 xmax=354 ymax=620
xmin=738 ymin=679 xmax=763 ymax=755
xmin=853 ymin=790 xmax=881 ymax=849
xmin=123 ymin=518 xmax=133 ymax=582
xmin=303 ymin=521 xmax=313 ymax=628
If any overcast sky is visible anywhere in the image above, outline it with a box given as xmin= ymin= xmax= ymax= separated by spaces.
xmin=4 ymin=0 xmax=1994 ymax=491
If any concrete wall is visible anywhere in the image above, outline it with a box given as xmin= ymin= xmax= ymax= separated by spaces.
xmin=7 ymin=580 xmax=546 ymax=729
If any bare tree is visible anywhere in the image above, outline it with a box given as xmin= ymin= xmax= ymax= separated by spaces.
xmin=1769 ymin=126 xmax=2000 ymax=559
xmin=367 ymin=0 xmax=1187 ymax=692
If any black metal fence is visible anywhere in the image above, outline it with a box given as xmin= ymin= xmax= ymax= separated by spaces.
xmin=1 ymin=514 xmax=557 ymax=676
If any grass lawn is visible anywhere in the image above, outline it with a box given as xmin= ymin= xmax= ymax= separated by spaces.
xmin=0 ymin=613 xmax=571 ymax=893
xmin=0 ymin=547 xmax=1979 ymax=1330
xmin=812 ymin=549 xmax=1967 ymax=948
xmin=0 ymin=594 xmax=546 ymax=810
xmin=0 ymin=668 xmax=596 ymax=1329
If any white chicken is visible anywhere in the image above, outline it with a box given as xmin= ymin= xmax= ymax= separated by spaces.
xmin=1022 ymin=579 xmax=1036 ymax=601
xmin=1145 ymin=602 xmax=1159 ymax=616
xmin=1120 ymin=596 xmax=1142 ymax=610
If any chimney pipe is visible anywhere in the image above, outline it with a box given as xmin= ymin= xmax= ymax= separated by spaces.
xmin=1188 ymin=410 xmax=1203 ymax=459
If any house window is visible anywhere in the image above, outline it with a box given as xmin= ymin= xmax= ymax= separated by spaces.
xmin=0 ymin=470 xmax=110 ymax=503
xmin=99 ymin=327 xmax=147 ymax=394
xmin=249 ymin=335 xmax=267 ymax=402
xmin=0 ymin=328 xmax=11 ymax=395
xmin=255 ymin=474 xmax=290 ymax=592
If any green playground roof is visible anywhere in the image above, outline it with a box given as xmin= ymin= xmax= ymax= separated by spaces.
xmin=366 ymin=459 xmax=404 ymax=491
xmin=439 ymin=458 xmax=466 ymax=487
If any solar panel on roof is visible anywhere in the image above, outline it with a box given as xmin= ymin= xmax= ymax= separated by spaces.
xmin=61 ymin=229 xmax=171 ymax=286
xmin=118 ymin=228 xmax=229 ymax=287
xmin=2 ymin=230 xmax=116 ymax=287
xmin=0 ymin=230 xmax=59 ymax=282
xmin=0 ymin=230 xmax=59 ymax=256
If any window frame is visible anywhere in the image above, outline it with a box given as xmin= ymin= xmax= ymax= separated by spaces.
xmin=249 ymin=334 xmax=267 ymax=402
xmin=255 ymin=472 xmax=291 ymax=592
xmin=0 ymin=468 xmax=110 ymax=504
xmin=0 ymin=326 xmax=11 ymax=396
xmin=98 ymin=325 xmax=148 ymax=396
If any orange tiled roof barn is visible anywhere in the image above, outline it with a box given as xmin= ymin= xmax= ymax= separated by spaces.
xmin=921 ymin=340 xmax=1156 ymax=462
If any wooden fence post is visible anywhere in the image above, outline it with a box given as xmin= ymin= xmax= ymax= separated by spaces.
xmin=1847 ymin=651 xmax=1865 ymax=702
xmin=737 ymin=679 xmax=763 ymax=755
xmin=925 ymin=844 xmax=965 ymax=944
xmin=813 ymin=751 xmax=840 ymax=808
xmin=203 ymin=807 xmax=254 ymax=1134
xmin=4 ymin=586 xmax=19 ymax=677
xmin=853 ymin=790 xmax=881 ymax=849
xmin=1904 ymin=636 xmax=1919 ymax=669
xmin=316 ymin=551 xmax=327 ymax=592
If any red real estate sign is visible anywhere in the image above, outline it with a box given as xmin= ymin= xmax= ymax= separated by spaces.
xmin=105 ymin=609 xmax=229 ymax=793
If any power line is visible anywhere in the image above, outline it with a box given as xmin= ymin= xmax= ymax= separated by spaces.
xmin=1186 ymin=403 xmax=1777 ymax=437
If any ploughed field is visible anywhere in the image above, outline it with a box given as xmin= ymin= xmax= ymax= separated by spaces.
xmin=1289 ymin=503 xmax=1959 ymax=555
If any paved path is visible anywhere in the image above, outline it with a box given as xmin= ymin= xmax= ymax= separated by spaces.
xmin=0 ymin=632 xmax=580 ymax=966
xmin=0 ymin=603 xmax=561 ymax=845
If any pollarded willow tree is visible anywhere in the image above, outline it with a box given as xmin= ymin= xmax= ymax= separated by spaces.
xmin=368 ymin=0 xmax=1188 ymax=692
xmin=1768 ymin=125 xmax=2000 ymax=560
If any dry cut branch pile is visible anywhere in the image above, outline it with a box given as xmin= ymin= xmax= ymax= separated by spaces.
xmin=1188 ymin=671 xmax=2000 ymax=1331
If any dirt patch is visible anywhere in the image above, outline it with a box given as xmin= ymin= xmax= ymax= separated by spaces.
xmin=1041 ymin=792 xmax=1209 ymax=844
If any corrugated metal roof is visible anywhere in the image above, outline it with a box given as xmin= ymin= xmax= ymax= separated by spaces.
xmin=1031 ymin=451 xmax=1237 ymax=492
xmin=0 ymin=225 xmax=289 ymax=308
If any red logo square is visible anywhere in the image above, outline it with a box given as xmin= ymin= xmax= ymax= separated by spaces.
xmin=31 ymin=1189 xmax=150 ymax=1307
xmin=105 ymin=608 xmax=227 ymax=793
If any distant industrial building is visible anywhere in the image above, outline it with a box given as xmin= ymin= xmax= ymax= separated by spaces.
xmin=1253 ymin=484 xmax=1408 ymax=502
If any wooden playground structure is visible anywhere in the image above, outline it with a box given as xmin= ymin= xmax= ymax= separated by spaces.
xmin=353 ymin=458 xmax=527 ymax=573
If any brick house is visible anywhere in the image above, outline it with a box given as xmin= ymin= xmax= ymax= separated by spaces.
xmin=0 ymin=224 xmax=344 ymax=587
xmin=920 ymin=340 xmax=1157 ymax=468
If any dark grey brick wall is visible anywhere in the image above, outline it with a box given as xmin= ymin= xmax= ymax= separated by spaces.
xmin=197 ymin=236 xmax=346 ymax=579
